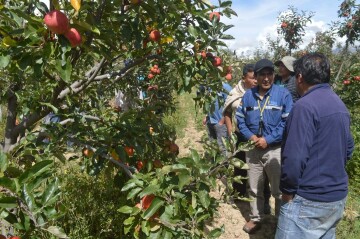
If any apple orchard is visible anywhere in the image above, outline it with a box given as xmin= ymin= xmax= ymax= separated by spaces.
xmin=1 ymin=0 xmax=360 ymax=239
xmin=0 ymin=0 xmax=239 ymax=238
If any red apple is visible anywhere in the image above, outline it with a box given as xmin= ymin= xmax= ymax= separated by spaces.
xmin=225 ymin=73 xmax=232 ymax=81
xmin=354 ymin=76 xmax=360 ymax=81
xmin=44 ymin=10 xmax=69 ymax=34
xmin=200 ymin=51 xmax=207 ymax=59
xmin=212 ymin=56 xmax=222 ymax=67
xmin=343 ymin=80 xmax=351 ymax=85
xmin=148 ymin=73 xmax=154 ymax=79
xmin=149 ymin=30 xmax=161 ymax=42
xmin=153 ymin=159 xmax=162 ymax=168
xmin=136 ymin=161 xmax=143 ymax=171
xmin=150 ymin=67 xmax=158 ymax=74
xmin=281 ymin=22 xmax=288 ymax=28
xmin=209 ymin=12 xmax=220 ymax=22
xmin=64 ymin=28 xmax=82 ymax=48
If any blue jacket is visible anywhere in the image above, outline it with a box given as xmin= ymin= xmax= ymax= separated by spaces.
xmin=236 ymin=85 xmax=293 ymax=145
xmin=280 ymin=84 xmax=354 ymax=202
xmin=208 ymin=82 xmax=232 ymax=124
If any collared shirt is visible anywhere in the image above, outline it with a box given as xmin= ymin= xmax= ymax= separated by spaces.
xmin=235 ymin=84 xmax=293 ymax=145
xmin=208 ymin=82 xmax=232 ymax=124
xmin=275 ymin=75 xmax=299 ymax=102
xmin=280 ymin=83 xmax=354 ymax=202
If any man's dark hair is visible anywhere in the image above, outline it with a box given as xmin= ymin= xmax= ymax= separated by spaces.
xmin=243 ymin=64 xmax=254 ymax=76
xmin=293 ymin=53 xmax=330 ymax=85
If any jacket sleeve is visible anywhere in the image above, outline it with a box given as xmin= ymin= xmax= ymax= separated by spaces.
xmin=236 ymin=94 xmax=255 ymax=140
xmin=280 ymin=104 xmax=314 ymax=195
xmin=346 ymin=121 xmax=354 ymax=162
xmin=264 ymin=91 xmax=293 ymax=144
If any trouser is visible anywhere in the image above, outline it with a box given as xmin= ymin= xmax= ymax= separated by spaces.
xmin=246 ymin=146 xmax=282 ymax=222
xmin=206 ymin=122 xmax=228 ymax=157
xmin=275 ymin=195 xmax=347 ymax=239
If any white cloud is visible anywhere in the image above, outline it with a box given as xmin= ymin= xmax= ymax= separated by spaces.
xmin=215 ymin=0 xmax=346 ymax=56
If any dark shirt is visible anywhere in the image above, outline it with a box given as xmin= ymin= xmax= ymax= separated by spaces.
xmin=275 ymin=75 xmax=299 ymax=102
xmin=280 ymin=84 xmax=354 ymax=202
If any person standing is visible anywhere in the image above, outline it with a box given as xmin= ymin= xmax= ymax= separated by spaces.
xmin=275 ymin=53 xmax=354 ymax=239
xmin=223 ymin=64 xmax=258 ymax=197
xmin=222 ymin=64 xmax=271 ymax=212
xmin=274 ymin=56 xmax=300 ymax=102
xmin=236 ymin=59 xmax=293 ymax=234
xmin=203 ymin=82 xmax=232 ymax=157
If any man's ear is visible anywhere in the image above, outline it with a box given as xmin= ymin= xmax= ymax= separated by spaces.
xmin=296 ymin=73 xmax=303 ymax=84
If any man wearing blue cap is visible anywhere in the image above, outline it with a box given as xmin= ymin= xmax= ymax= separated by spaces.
xmin=236 ymin=59 xmax=293 ymax=234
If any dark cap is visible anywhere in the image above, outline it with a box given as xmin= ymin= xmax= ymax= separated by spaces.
xmin=243 ymin=64 xmax=255 ymax=76
xmin=254 ymin=59 xmax=274 ymax=73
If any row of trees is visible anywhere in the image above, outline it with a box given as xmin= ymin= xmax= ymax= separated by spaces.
xmin=0 ymin=0 xmax=359 ymax=238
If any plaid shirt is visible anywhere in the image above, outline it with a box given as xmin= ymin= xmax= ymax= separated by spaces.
xmin=275 ymin=75 xmax=299 ymax=102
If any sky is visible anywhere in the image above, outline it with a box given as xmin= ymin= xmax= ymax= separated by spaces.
xmin=210 ymin=0 xmax=348 ymax=56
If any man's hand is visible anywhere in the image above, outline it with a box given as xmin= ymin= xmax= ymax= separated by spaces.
xmin=202 ymin=116 xmax=207 ymax=126
xmin=249 ymin=135 xmax=259 ymax=142
xmin=282 ymin=193 xmax=294 ymax=202
xmin=254 ymin=137 xmax=268 ymax=149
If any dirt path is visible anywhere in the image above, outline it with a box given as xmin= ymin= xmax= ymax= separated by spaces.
xmin=176 ymin=116 xmax=277 ymax=239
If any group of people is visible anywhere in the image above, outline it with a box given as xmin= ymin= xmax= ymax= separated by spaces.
xmin=203 ymin=53 xmax=354 ymax=238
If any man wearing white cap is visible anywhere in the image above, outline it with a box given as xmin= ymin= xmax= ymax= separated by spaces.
xmin=275 ymin=56 xmax=299 ymax=102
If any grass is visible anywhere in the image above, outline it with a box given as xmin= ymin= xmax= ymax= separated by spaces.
xmin=337 ymin=183 xmax=360 ymax=239
xmin=163 ymin=90 xmax=204 ymax=138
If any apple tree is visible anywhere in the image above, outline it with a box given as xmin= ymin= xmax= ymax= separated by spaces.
xmin=0 ymin=0 xmax=237 ymax=238
xmin=277 ymin=6 xmax=314 ymax=55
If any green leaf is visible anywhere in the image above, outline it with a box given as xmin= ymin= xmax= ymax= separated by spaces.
xmin=188 ymin=25 xmax=198 ymax=37
xmin=220 ymin=34 xmax=235 ymax=40
xmin=127 ymin=187 xmax=142 ymax=200
xmin=222 ymin=7 xmax=238 ymax=17
xmin=220 ymin=1 xmax=232 ymax=8
xmin=72 ymin=19 xmax=100 ymax=35
xmin=123 ymin=216 xmax=135 ymax=226
xmin=0 ymin=151 xmax=9 ymax=173
xmin=19 ymin=160 xmax=53 ymax=184
xmin=0 ymin=177 xmax=16 ymax=192
xmin=19 ymin=210 xmax=30 ymax=231
xmin=55 ymin=59 xmax=72 ymax=82
xmin=118 ymin=205 xmax=134 ymax=214
xmin=0 ymin=210 xmax=18 ymax=224
xmin=190 ymin=149 xmax=201 ymax=165
xmin=208 ymin=227 xmax=223 ymax=238
xmin=223 ymin=24 xmax=234 ymax=32
xmin=0 ymin=54 xmax=10 ymax=68
xmin=0 ymin=197 xmax=17 ymax=209
xmin=23 ymin=185 xmax=36 ymax=211
xmin=122 ymin=182 xmax=138 ymax=192
xmin=141 ymin=220 xmax=150 ymax=236
xmin=178 ymin=173 xmax=192 ymax=190
xmin=46 ymin=226 xmax=69 ymax=238
xmin=197 ymin=213 xmax=210 ymax=223
xmin=233 ymin=176 xmax=247 ymax=184
xmin=192 ymin=192 xmax=197 ymax=209
xmin=138 ymin=185 xmax=160 ymax=198
xmin=198 ymin=190 xmax=210 ymax=209
xmin=143 ymin=197 xmax=164 ymax=220
xmin=41 ymin=177 xmax=59 ymax=205
xmin=162 ymin=230 xmax=173 ymax=239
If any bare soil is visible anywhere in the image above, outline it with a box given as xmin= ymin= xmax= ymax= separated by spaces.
xmin=175 ymin=116 xmax=277 ymax=239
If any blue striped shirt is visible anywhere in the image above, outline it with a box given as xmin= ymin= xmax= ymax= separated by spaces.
xmin=236 ymin=85 xmax=293 ymax=145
